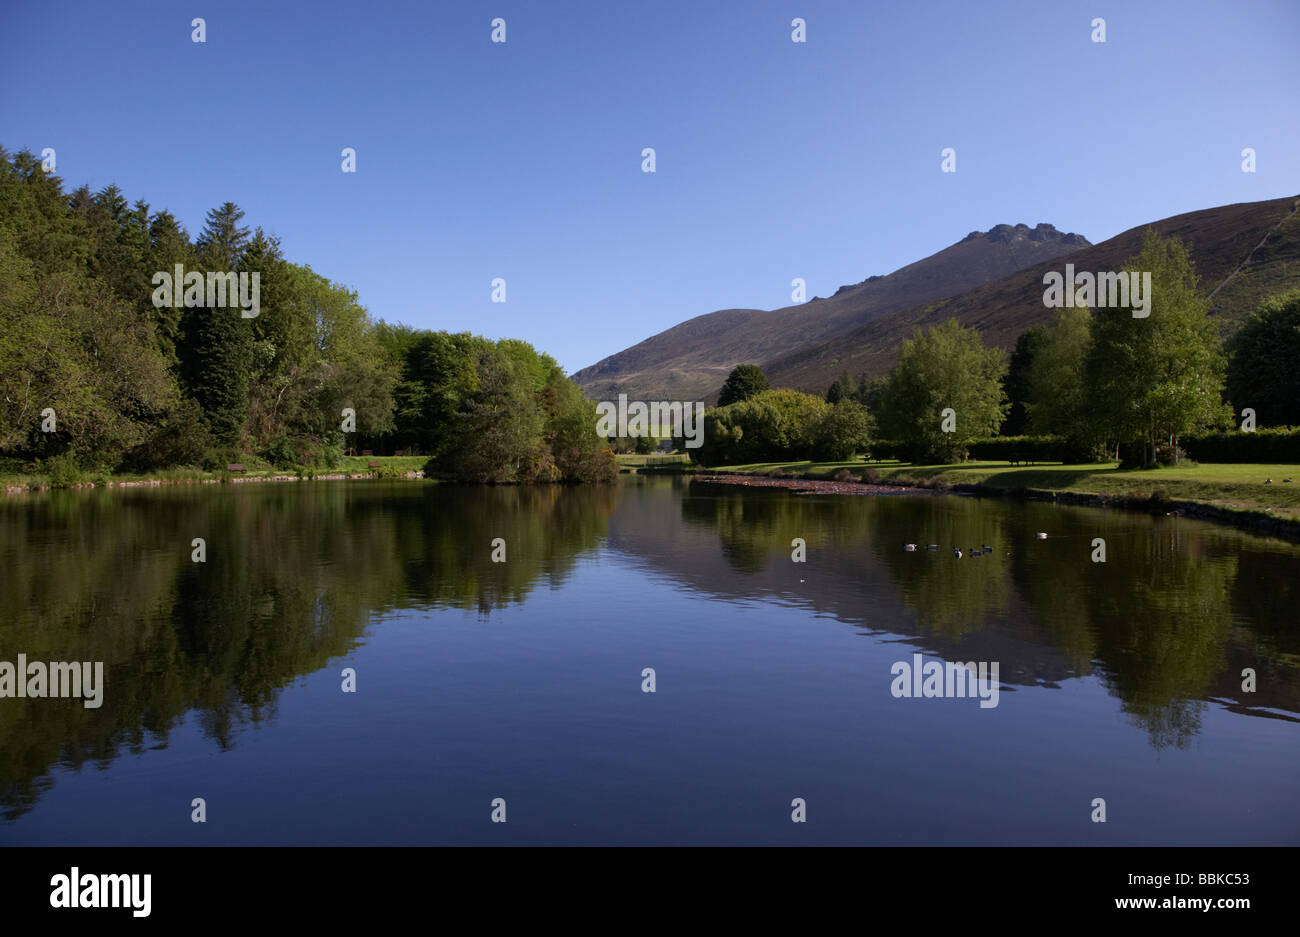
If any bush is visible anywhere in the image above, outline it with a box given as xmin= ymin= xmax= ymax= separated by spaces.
xmin=37 ymin=453 xmax=92 ymax=487
xmin=123 ymin=398 xmax=212 ymax=472
xmin=966 ymin=435 xmax=1105 ymax=463
xmin=264 ymin=436 xmax=298 ymax=469
xmin=1154 ymin=443 xmax=1188 ymax=466
xmin=859 ymin=467 xmax=880 ymax=484
xmin=864 ymin=440 xmax=902 ymax=461
xmin=811 ymin=400 xmax=871 ymax=461
xmin=697 ymin=389 xmax=832 ymax=465
xmin=1181 ymin=427 xmax=1300 ymax=463
xmin=201 ymin=447 xmax=246 ymax=472
xmin=833 ymin=468 xmax=854 ymax=482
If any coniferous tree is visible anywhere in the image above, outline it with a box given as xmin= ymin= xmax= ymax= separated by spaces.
xmin=196 ymin=201 xmax=250 ymax=269
xmin=717 ymin=364 xmax=769 ymax=407
xmin=1000 ymin=326 xmax=1047 ymax=436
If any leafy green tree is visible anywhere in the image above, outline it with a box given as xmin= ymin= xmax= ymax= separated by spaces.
xmin=812 ymin=399 xmax=871 ymax=461
xmin=1083 ymin=230 xmax=1230 ymax=466
xmin=878 ymin=319 xmax=1008 ymax=463
xmin=716 ymin=364 xmax=769 ymax=407
xmin=1027 ymin=306 xmax=1093 ymax=440
xmin=0 ymin=151 xmax=178 ymax=466
xmin=541 ymin=368 xmax=617 ymax=482
xmin=443 ymin=343 xmax=547 ymax=483
xmin=698 ymin=388 xmax=832 ymax=464
xmin=1226 ymin=289 xmax=1300 ymax=428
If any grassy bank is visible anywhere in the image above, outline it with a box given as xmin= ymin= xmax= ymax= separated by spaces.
xmin=2 ymin=455 xmax=431 ymax=493
xmin=614 ymin=453 xmax=694 ymax=472
xmin=705 ymin=458 xmax=1300 ymax=520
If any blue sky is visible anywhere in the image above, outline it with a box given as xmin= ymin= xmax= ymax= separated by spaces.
xmin=3 ymin=0 xmax=1297 ymax=373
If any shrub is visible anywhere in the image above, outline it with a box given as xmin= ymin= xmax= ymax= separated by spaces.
xmin=38 ymin=453 xmax=91 ymax=487
xmin=264 ymin=436 xmax=298 ymax=469
xmin=1181 ymin=427 xmax=1300 ymax=463
xmin=864 ymin=440 xmax=902 ymax=461
xmin=201 ymin=447 xmax=246 ymax=472
xmin=966 ymin=435 xmax=1105 ymax=464
xmin=1154 ymin=443 xmax=1186 ymax=466
xmin=811 ymin=400 xmax=871 ymax=461
xmin=697 ymin=389 xmax=831 ymax=465
xmin=123 ymin=398 xmax=212 ymax=471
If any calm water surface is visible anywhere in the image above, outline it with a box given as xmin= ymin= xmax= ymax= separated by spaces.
xmin=1 ymin=477 xmax=1297 ymax=844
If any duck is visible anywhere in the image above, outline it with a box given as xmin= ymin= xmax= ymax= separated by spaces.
xmin=1265 ymin=478 xmax=1273 ymax=484
xmin=1284 ymin=478 xmax=1294 ymax=484
xmin=925 ymin=544 xmax=938 ymax=551
xmin=982 ymin=544 xmax=992 ymax=554
xmin=953 ymin=547 xmax=963 ymax=558
xmin=1035 ymin=532 xmax=1048 ymax=540
xmin=904 ymin=543 xmax=918 ymax=552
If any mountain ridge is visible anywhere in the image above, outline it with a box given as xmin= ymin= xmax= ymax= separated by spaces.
xmin=575 ymin=196 xmax=1300 ymax=404
xmin=573 ymin=221 xmax=1090 ymax=404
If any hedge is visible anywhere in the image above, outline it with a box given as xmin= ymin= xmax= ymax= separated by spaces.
xmin=863 ymin=439 xmax=903 ymax=461
xmin=867 ymin=429 xmax=1300 ymax=465
xmin=966 ymin=436 xmax=1073 ymax=463
xmin=1180 ymin=427 xmax=1300 ymax=463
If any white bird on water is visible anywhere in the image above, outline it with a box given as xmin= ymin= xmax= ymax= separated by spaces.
xmin=1035 ymin=532 xmax=1048 ymax=540
xmin=904 ymin=543 xmax=918 ymax=552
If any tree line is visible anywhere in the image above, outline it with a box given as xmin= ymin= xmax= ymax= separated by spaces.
xmin=0 ymin=148 xmax=613 ymax=483
xmin=699 ymin=230 xmax=1299 ymax=467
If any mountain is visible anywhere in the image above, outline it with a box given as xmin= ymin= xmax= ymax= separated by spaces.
xmin=575 ymin=195 xmax=1300 ymax=403
xmin=765 ymin=195 xmax=1300 ymax=394
xmin=573 ymin=223 xmax=1089 ymax=404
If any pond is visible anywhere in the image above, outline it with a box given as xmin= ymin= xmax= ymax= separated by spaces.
xmin=1 ymin=477 xmax=1296 ymax=844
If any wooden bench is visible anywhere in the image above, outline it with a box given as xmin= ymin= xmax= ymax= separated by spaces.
xmin=226 ymin=463 xmax=246 ymax=473
xmin=1009 ymin=455 xmax=1036 ymax=466
xmin=368 ymin=460 xmax=381 ymax=468
xmin=362 ymin=450 xmax=373 ymax=456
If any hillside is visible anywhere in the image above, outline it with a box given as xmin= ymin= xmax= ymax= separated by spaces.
xmin=573 ymin=223 xmax=1089 ymax=403
xmin=576 ymin=195 xmax=1300 ymax=402
xmin=766 ymin=195 xmax=1300 ymax=393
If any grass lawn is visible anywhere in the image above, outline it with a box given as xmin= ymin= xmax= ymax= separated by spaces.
xmin=329 ymin=455 xmax=427 ymax=475
xmin=2 ymin=454 xmax=430 ymax=491
xmin=614 ymin=453 xmax=693 ymax=468
xmin=704 ymin=458 xmax=1300 ymax=518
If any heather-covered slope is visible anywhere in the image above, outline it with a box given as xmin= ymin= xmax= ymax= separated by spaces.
xmin=574 ymin=223 xmax=1089 ymax=403
xmin=767 ymin=195 xmax=1300 ymax=392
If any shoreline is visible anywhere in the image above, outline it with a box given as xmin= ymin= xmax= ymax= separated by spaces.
xmin=690 ymin=471 xmax=1300 ymax=543
xmin=692 ymin=473 xmax=933 ymax=496
xmin=4 ymin=470 xmax=425 ymax=495
xmin=8 ymin=466 xmax=1299 ymax=542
